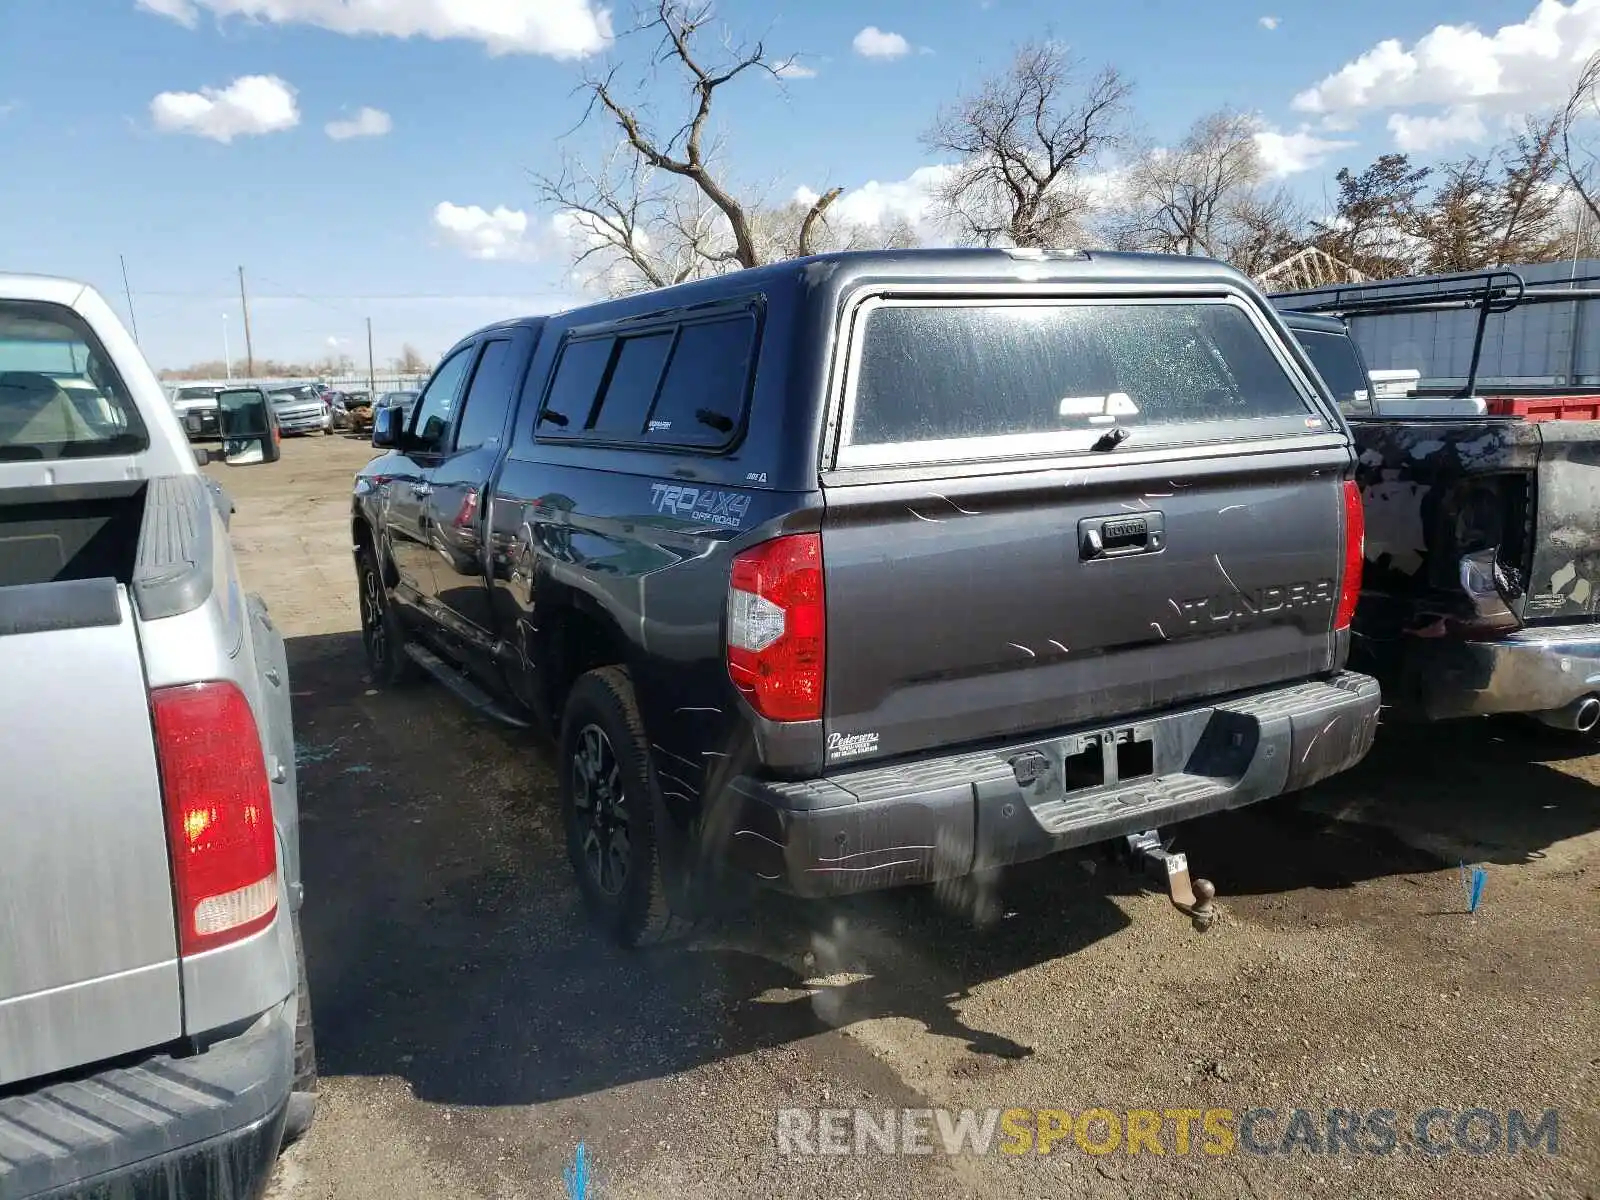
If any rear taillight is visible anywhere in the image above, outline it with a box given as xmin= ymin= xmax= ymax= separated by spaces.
xmin=727 ymin=533 xmax=825 ymax=722
xmin=151 ymin=681 xmax=278 ymax=956
xmin=1336 ymin=479 xmax=1364 ymax=631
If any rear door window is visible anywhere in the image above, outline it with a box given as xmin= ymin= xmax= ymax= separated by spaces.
xmin=843 ymin=299 xmax=1314 ymax=466
xmin=0 ymin=301 xmax=148 ymax=460
xmin=645 ymin=316 xmax=755 ymax=449
xmin=588 ymin=333 xmax=672 ymax=437
xmin=536 ymin=337 xmax=613 ymax=436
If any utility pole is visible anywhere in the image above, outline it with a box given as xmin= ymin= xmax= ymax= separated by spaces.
xmin=118 ymin=255 xmax=140 ymax=345
xmin=237 ymin=265 xmax=256 ymax=377
xmin=366 ymin=317 xmax=376 ymax=398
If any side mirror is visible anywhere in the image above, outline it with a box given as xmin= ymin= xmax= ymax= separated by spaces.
xmin=215 ymin=388 xmax=280 ymax=465
xmin=372 ymin=403 xmax=405 ymax=449
xmin=184 ymin=411 xmax=204 ymax=436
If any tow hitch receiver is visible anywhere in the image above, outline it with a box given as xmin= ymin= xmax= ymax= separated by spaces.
xmin=1126 ymin=829 xmax=1217 ymax=932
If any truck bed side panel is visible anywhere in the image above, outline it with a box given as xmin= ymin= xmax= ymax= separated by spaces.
xmin=0 ymin=582 xmax=181 ymax=1085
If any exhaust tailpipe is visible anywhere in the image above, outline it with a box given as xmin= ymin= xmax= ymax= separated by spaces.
xmin=1536 ymin=695 xmax=1600 ymax=734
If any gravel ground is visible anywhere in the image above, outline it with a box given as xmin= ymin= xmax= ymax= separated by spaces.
xmin=220 ymin=436 xmax=1598 ymax=1200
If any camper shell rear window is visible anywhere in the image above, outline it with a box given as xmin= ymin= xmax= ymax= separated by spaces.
xmin=837 ymin=296 xmax=1320 ymax=468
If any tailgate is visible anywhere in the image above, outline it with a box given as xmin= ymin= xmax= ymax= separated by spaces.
xmin=1524 ymin=419 xmax=1600 ymax=623
xmin=821 ymin=294 xmax=1353 ymax=766
xmin=0 ymin=579 xmax=181 ymax=1085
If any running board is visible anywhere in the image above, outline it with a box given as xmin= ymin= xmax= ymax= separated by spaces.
xmin=403 ymin=643 xmax=530 ymax=729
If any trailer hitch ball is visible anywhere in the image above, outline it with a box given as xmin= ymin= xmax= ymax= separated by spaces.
xmin=1126 ymin=830 xmax=1217 ymax=933
xmin=1164 ymin=852 xmax=1217 ymax=933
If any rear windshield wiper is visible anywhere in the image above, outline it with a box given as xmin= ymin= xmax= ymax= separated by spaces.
xmin=539 ymin=409 xmax=569 ymax=428
xmin=695 ymin=407 xmax=733 ymax=433
xmin=1091 ymin=425 xmax=1131 ymax=451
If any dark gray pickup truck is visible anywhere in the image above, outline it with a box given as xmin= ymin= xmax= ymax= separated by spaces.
xmin=351 ymin=248 xmax=1380 ymax=945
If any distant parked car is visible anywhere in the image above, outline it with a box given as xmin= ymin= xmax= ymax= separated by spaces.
xmin=348 ymin=390 xmax=414 ymax=434
xmin=267 ymin=384 xmax=334 ymax=436
xmin=168 ymin=383 xmax=226 ymax=439
xmin=377 ymin=389 xmax=415 ymax=419
xmin=322 ymin=389 xmax=353 ymax=431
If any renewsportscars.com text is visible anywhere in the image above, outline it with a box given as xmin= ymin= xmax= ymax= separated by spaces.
xmin=775 ymin=1107 xmax=1560 ymax=1158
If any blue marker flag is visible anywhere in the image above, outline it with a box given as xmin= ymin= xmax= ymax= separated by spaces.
xmin=564 ymin=1142 xmax=590 ymax=1200
xmin=1460 ymin=862 xmax=1487 ymax=914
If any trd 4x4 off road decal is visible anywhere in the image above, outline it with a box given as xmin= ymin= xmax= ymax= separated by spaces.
xmin=649 ymin=483 xmax=751 ymax=529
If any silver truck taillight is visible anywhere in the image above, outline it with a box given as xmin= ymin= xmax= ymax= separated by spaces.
xmin=151 ymin=681 xmax=278 ymax=956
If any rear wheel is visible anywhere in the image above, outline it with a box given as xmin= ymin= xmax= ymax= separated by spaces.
xmin=559 ymin=668 xmax=696 ymax=946
xmin=355 ymin=541 xmax=416 ymax=687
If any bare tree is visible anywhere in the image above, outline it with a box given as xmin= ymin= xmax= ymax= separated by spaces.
xmin=392 ymin=344 xmax=431 ymax=374
xmin=750 ymin=196 xmax=919 ymax=262
xmin=1562 ymin=52 xmax=1600 ymax=229
xmin=1110 ymin=109 xmax=1304 ymax=268
xmin=923 ymin=40 xmax=1133 ymax=248
xmin=1220 ymin=186 xmax=1311 ymax=277
xmin=535 ymin=1 xmax=860 ymax=294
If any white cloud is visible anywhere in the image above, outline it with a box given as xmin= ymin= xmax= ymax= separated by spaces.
xmin=1259 ymin=15 xmax=1280 ymax=30
xmin=794 ymin=162 xmax=1137 ymax=244
xmin=432 ymin=201 xmax=537 ymax=261
xmin=1387 ymin=105 xmax=1490 ymax=152
xmin=1254 ymin=125 xmax=1357 ymax=177
xmin=853 ymin=26 xmax=911 ymax=59
xmin=325 ymin=106 xmax=392 ymax=140
xmin=1292 ymin=0 xmax=1600 ymax=120
xmin=774 ymin=60 xmax=817 ymax=79
xmin=150 ymin=75 xmax=299 ymax=143
xmin=794 ymin=165 xmax=960 ymax=243
xmin=136 ymin=0 xmax=612 ymax=58
xmin=137 ymin=0 xmax=198 ymax=24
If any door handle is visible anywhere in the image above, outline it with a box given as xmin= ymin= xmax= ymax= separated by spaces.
xmin=1079 ymin=512 xmax=1165 ymax=560
xmin=411 ymin=482 xmax=433 ymax=498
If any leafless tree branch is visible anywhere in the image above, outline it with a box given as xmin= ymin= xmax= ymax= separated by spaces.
xmin=1563 ymin=53 xmax=1600 ymax=229
xmin=923 ymin=40 xmax=1133 ymax=248
xmin=796 ymin=187 xmax=843 ymax=257
xmin=537 ymin=0 xmax=914 ymax=295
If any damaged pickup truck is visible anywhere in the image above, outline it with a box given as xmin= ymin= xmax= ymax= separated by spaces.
xmin=1275 ymin=271 xmax=1600 ymax=735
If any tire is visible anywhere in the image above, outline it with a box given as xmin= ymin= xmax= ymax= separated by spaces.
xmin=355 ymin=541 xmax=417 ymax=687
xmin=280 ymin=911 xmax=318 ymax=1148
xmin=559 ymin=667 xmax=697 ymax=947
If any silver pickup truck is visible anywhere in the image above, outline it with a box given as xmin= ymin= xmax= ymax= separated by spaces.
xmin=0 ymin=275 xmax=314 ymax=1199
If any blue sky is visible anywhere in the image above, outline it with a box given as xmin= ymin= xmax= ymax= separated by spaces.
xmin=0 ymin=0 xmax=1590 ymax=369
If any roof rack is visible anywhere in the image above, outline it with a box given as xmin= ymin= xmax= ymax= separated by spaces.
xmin=1269 ymin=268 xmax=1600 ymax=398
